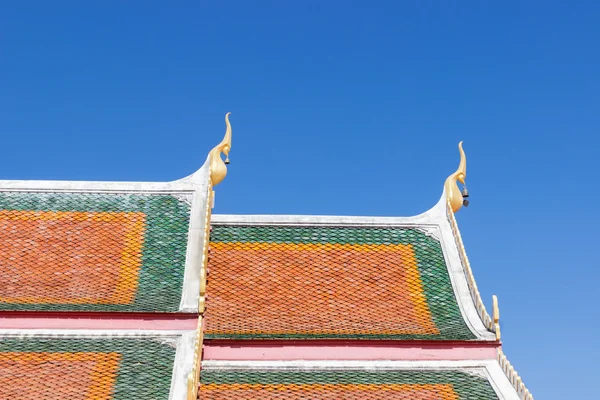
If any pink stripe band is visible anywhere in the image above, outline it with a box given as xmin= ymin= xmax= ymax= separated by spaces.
xmin=0 ymin=312 xmax=198 ymax=330
xmin=203 ymin=340 xmax=499 ymax=361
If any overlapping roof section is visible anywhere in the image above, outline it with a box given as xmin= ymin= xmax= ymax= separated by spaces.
xmin=0 ymin=184 xmax=205 ymax=313
xmin=0 ymin=117 xmax=534 ymax=399
xmin=0 ymin=114 xmax=234 ymax=399
xmin=0 ymin=191 xmax=193 ymax=312
xmin=205 ymin=223 xmax=481 ymax=340
xmin=0 ymin=114 xmax=233 ymax=314
xmin=204 ymin=172 xmax=498 ymax=341
xmin=198 ymin=361 xmax=521 ymax=400
xmin=0 ymin=331 xmax=196 ymax=399
xmin=200 ymin=141 xmax=534 ymax=399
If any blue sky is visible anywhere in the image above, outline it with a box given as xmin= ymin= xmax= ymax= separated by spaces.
xmin=2 ymin=2 xmax=598 ymax=398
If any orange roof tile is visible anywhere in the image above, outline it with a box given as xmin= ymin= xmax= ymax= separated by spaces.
xmin=205 ymin=225 xmax=475 ymax=340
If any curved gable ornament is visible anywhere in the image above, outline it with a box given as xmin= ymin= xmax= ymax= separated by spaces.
xmin=444 ymin=141 xmax=467 ymax=213
xmin=209 ymin=112 xmax=232 ymax=186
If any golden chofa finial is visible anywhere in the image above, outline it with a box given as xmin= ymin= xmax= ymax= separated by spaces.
xmin=209 ymin=112 xmax=232 ymax=186
xmin=444 ymin=141 xmax=468 ymax=213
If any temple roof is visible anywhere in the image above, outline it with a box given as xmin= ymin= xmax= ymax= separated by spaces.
xmin=0 ymin=115 xmax=235 ymax=400
xmin=0 ymin=166 xmax=212 ymax=313
xmin=0 ymin=114 xmax=234 ymax=316
xmin=198 ymin=360 xmax=524 ymax=400
xmin=205 ymin=194 xmax=496 ymax=341
xmin=0 ymin=115 xmax=534 ymax=399
xmin=0 ymin=331 xmax=195 ymax=399
xmin=0 ymin=191 xmax=190 ymax=312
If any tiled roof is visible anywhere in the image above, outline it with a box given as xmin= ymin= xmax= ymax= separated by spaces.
xmin=0 ymin=191 xmax=191 ymax=312
xmin=0 ymin=336 xmax=178 ymax=399
xmin=205 ymin=225 xmax=476 ymax=340
xmin=198 ymin=368 xmax=500 ymax=399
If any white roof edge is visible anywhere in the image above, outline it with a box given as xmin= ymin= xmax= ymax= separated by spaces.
xmin=179 ymin=159 xmax=211 ymax=312
xmin=201 ymin=359 xmax=522 ymax=400
xmin=0 ymin=156 xmax=211 ymax=193
xmin=211 ymin=189 xmax=496 ymax=341
xmin=169 ymin=331 xmax=197 ymax=400
xmin=211 ymin=192 xmax=446 ymax=226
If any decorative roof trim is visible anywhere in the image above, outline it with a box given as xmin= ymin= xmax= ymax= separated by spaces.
xmin=445 ymin=141 xmax=468 ymax=213
xmin=199 ymin=181 xmax=213 ymax=314
xmin=184 ymin=183 xmax=213 ymax=398
xmin=185 ymin=166 xmax=216 ymax=396
xmin=0 ymin=112 xmax=234 ymax=192
xmin=186 ymin=317 xmax=204 ymax=400
xmin=208 ymin=112 xmax=232 ymax=187
xmin=179 ymin=167 xmax=211 ymax=312
xmin=497 ymin=349 xmax=534 ymax=400
xmin=210 ymin=201 xmax=497 ymax=341
xmin=201 ymin=359 xmax=523 ymax=400
xmin=446 ymin=198 xmax=498 ymax=338
xmin=493 ymin=295 xmax=501 ymax=340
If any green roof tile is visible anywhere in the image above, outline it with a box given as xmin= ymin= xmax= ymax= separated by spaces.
xmin=199 ymin=369 xmax=500 ymax=399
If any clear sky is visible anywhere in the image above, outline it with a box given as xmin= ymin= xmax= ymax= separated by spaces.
xmin=2 ymin=2 xmax=598 ymax=398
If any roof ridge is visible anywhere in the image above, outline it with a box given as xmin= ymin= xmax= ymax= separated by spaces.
xmin=187 ymin=180 xmax=213 ymax=399
xmin=446 ymin=199 xmax=499 ymax=338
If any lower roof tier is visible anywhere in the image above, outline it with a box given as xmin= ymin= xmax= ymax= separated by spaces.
xmin=205 ymin=222 xmax=486 ymax=340
xmin=199 ymin=361 xmax=522 ymax=400
xmin=0 ymin=332 xmax=195 ymax=399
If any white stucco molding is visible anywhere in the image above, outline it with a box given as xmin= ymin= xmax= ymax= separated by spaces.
xmin=211 ymin=189 xmax=495 ymax=341
xmin=202 ymin=359 xmax=522 ymax=400
xmin=178 ymin=158 xmax=211 ymax=312
xmin=0 ymin=157 xmax=212 ymax=313
xmin=170 ymin=331 xmax=197 ymax=400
